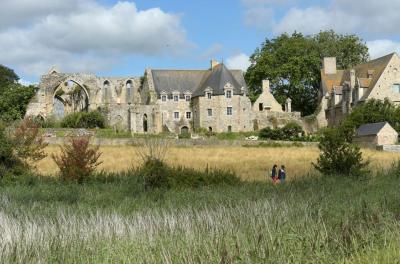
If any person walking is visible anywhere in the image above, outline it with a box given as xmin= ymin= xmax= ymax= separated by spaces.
xmin=278 ymin=165 xmax=286 ymax=183
xmin=271 ymin=164 xmax=278 ymax=184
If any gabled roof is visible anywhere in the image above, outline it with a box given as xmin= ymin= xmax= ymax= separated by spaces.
xmin=356 ymin=122 xmax=395 ymax=136
xmin=320 ymin=53 xmax=396 ymax=98
xmin=193 ymin=64 xmax=244 ymax=97
xmin=149 ymin=64 xmax=247 ymax=97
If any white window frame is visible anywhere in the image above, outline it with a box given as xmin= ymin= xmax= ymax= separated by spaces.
xmin=186 ymin=111 xmax=192 ymax=119
xmin=174 ymin=111 xmax=180 ymax=120
xmin=207 ymin=108 xmax=213 ymax=117
xmin=161 ymin=95 xmax=167 ymax=102
xmin=227 ymin=107 xmax=233 ymax=116
xmin=173 ymin=95 xmax=179 ymax=102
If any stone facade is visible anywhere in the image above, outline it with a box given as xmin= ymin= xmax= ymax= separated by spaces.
xmin=353 ymin=122 xmax=398 ymax=147
xmin=26 ymin=61 xmax=304 ymax=134
xmin=317 ymin=53 xmax=400 ymax=127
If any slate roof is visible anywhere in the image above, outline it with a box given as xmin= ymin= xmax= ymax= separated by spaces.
xmin=150 ymin=64 xmax=247 ymax=97
xmin=356 ymin=122 xmax=390 ymax=136
xmin=193 ymin=64 xmax=245 ymax=97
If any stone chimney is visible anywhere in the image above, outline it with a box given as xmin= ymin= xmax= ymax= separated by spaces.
xmin=211 ymin=59 xmax=220 ymax=70
xmin=285 ymin=98 xmax=292 ymax=113
xmin=323 ymin=57 xmax=337 ymax=75
xmin=262 ymin=80 xmax=270 ymax=95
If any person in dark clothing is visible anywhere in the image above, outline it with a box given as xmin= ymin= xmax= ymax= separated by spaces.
xmin=278 ymin=165 xmax=286 ymax=183
xmin=271 ymin=164 xmax=278 ymax=183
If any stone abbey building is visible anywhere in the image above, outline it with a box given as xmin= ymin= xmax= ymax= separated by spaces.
xmin=26 ymin=60 xmax=301 ymax=133
xmin=316 ymin=53 xmax=400 ymax=127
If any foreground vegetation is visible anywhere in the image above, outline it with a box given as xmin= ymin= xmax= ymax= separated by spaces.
xmin=1 ymin=167 xmax=400 ymax=263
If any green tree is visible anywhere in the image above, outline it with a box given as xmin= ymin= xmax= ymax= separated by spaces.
xmin=245 ymin=31 xmax=369 ymax=115
xmin=313 ymin=128 xmax=369 ymax=177
xmin=0 ymin=65 xmax=37 ymax=122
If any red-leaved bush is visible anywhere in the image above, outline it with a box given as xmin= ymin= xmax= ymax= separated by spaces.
xmin=52 ymin=136 xmax=102 ymax=183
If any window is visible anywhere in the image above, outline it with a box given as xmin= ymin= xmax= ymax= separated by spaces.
xmin=161 ymin=95 xmax=167 ymax=102
xmin=392 ymin=84 xmax=400 ymax=93
xmin=174 ymin=112 xmax=180 ymax=119
xmin=227 ymin=107 xmax=233 ymax=116
xmin=126 ymin=81 xmax=132 ymax=104
xmin=226 ymin=90 xmax=232 ymax=98
xmin=259 ymin=103 xmax=264 ymax=111
xmin=207 ymin=108 xmax=213 ymax=117
xmin=186 ymin=112 xmax=192 ymax=119
xmin=185 ymin=95 xmax=191 ymax=101
xmin=207 ymin=92 xmax=212 ymax=99
xmin=174 ymin=95 xmax=179 ymax=102
xmin=228 ymin=126 xmax=232 ymax=132
xmin=208 ymin=127 xmax=213 ymax=132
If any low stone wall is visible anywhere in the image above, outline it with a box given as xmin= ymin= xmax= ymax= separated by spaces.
xmin=377 ymin=145 xmax=400 ymax=153
xmin=44 ymin=137 xmax=318 ymax=148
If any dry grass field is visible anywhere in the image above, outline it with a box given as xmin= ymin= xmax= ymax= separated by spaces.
xmin=35 ymin=145 xmax=400 ymax=181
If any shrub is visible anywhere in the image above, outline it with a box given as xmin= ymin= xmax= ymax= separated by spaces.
xmin=9 ymin=118 xmax=48 ymax=167
xmin=60 ymin=110 xmax=105 ymax=129
xmin=259 ymin=122 xmax=307 ymax=141
xmin=313 ymin=128 xmax=369 ymax=177
xmin=0 ymin=123 xmax=17 ymax=178
xmin=52 ymin=136 xmax=102 ymax=183
xmin=178 ymin=132 xmax=191 ymax=139
xmin=281 ymin=122 xmax=304 ymax=140
xmin=136 ymin=159 xmax=240 ymax=190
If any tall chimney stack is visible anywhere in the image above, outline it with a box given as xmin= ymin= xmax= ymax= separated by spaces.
xmin=323 ymin=57 xmax=337 ymax=75
xmin=262 ymin=80 xmax=270 ymax=95
xmin=210 ymin=59 xmax=219 ymax=70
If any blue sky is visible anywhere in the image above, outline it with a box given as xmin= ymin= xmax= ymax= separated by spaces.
xmin=0 ymin=0 xmax=399 ymax=84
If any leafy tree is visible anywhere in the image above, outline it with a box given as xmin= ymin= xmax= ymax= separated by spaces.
xmin=0 ymin=64 xmax=19 ymax=91
xmin=341 ymin=99 xmax=400 ymax=141
xmin=0 ymin=65 xmax=36 ymax=122
xmin=245 ymin=30 xmax=369 ymax=115
xmin=313 ymin=128 xmax=369 ymax=177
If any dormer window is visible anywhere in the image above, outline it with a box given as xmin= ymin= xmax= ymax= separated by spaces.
xmin=226 ymin=90 xmax=232 ymax=99
xmin=185 ymin=95 xmax=191 ymax=101
xmin=174 ymin=95 xmax=179 ymax=102
xmin=161 ymin=95 xmax=167 ymax=102
xmin=206 ymin=92 xmax=212 ymax=99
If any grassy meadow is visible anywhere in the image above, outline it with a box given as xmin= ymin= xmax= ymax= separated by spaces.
xmin=36 ymin=145 xmax=399 ymax=181
xmin=1 ymin=169 xmax=400 ymax=263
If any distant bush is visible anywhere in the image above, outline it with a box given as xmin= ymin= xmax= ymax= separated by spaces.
xmin=178 ymin=132 xmax=191 ymax=139
xmin=313 ymin=128 xmax=369 ymax=177
xmin=136 ymin=159 xmax=240 ymax=190
xmin=52 ymin=136 xmax=102 ymax=183
xmin=61 ymin=110 xmax=106 ymax=129
xmin=259 ymin=122 xmax=311 ymax=141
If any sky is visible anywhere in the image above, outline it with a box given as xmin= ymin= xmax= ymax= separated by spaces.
xmin=1 ymin=0 xmax=400 ymax=84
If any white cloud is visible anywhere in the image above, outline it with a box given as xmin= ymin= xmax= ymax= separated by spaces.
xmin=367 ymin=40 xmax=400 ymax=59
xmin=0 ymin=1 xmax=189 ymax=77
xmin=227 ymin=53 xmax=251 ymax=72
xmin=243 ymin=0 xmax=400 ymax=38
xmin=273 ymin=0 xmax=400 ymax=37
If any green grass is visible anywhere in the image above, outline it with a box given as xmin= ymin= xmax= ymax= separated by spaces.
xmin=1 ymin=170 xmax=400 ymax=263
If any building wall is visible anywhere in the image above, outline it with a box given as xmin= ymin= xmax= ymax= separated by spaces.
xmin=376 ymin=125 xmax=398 ymax=145
xmin=367 ymin=55 xmax=400 ymax=103
xmin=193 ymin=94 xmax=252 ymax=133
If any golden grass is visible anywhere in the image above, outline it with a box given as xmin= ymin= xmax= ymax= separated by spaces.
xmin=35 ymin=145 xmax=400 ymax=181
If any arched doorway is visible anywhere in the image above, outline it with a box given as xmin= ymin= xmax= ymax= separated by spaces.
xmin=53 ymin=96 xmax=65 ymax=119
xmin=143 ymin=114 xmax=148 ymax=132
xmin=181 ymin=126 xmax=189 ymax=134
